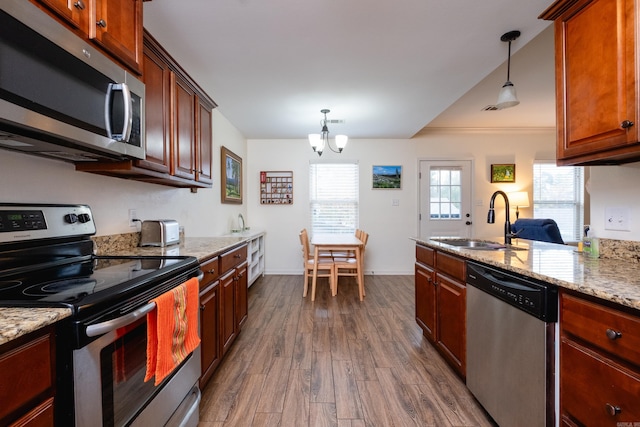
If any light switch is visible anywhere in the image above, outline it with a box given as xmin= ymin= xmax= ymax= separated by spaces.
xmin=604 ymin=206 xmax=630 ymax=231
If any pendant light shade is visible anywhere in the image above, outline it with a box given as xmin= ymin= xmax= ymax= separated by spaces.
xmin=496 ymin=30 xmax=521 ymax=110
xmin=308 ymin=109 xmax=347 ymax=156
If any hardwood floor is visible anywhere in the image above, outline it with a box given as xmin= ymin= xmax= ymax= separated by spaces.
xmin=198 ymin=274 xmax=496 ymax=427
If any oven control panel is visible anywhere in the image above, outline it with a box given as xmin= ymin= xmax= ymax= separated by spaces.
xmin=0 ymin=203 xmax=96 ymax=242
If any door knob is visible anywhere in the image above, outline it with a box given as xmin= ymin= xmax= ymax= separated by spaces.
xmin=465 ymin=221 xmax=472 ymax=225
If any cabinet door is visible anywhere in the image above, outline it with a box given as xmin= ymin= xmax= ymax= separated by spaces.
xmin=415 ymin=262 xmax=436 ymax=342
xmin=552 ymin=0 xmax=639 ymax=164
xmin=436 ymin=273 xmax=466 ymax=378
xmin=171 ymin=74 xmax=196 ymax=181
xmin=219 ymin=270 xmax=237 ymax=356
xmin=138 ymin=43 xmax=171 ymax=173
xmin=235 ymin=262 xmax=248 ymax=329
xmin=34 ymin=0 xmax=85 ymax=30
xmin=91 ymin=0 xmax=143 ymax=73
xmin=199 ymin=281 xmax=220 ymax=388
xmin=196 ymin=97 xmax=213 ymax=184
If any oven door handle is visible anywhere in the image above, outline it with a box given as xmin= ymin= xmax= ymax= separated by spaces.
xmin=86 ymin=301 xmax=155 ymax=337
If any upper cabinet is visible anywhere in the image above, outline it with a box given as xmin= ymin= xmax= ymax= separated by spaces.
xmin=90 ymin=0 xmax=143 ymax=73
xmin=541 ymin=0 xmax=640 ymax=165
xmin=77 ymin=31 xmax=217 ymax=190
xmin=31 ymin=0 xmax=143 ymax=74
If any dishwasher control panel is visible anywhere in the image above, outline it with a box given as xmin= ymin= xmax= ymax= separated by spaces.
xmin=466 ymin=261 xmax=558 ymax=322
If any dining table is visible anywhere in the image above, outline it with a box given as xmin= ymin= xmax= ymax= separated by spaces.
xmin=311 ymin=233 xmax=365 ymax=301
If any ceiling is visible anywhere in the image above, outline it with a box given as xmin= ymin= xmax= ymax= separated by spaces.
xmin=143 ymin=0 xmax=556 ymax=140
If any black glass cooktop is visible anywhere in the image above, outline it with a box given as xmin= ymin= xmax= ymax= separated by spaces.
xmin=0 ymin=255 xmax=199 ymax=314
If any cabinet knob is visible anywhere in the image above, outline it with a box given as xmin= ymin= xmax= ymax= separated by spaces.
xmin=74 ymin=0 xmax=85 ymax=10
xmin=605 ymin=403 xmax=622 ymax=416
xmin=606 ymin=328 xmax=622 ymax=340
xmin=621 ymin=120 xmax=634 ymax=129
xmin=208 ymin=269 xmax=215 ymax=274
xmin=96 ymin=19 xmax=107 ymax=28
xmin=200 ymin=304 xmax=205 ymax=311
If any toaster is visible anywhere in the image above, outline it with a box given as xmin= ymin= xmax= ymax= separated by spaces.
xmin=140 ymin=220 xmax=180 ymax=247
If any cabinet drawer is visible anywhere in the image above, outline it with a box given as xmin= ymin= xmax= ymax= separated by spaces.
xmin=416 ymin=244 xmax=435 ymax=267
xmin=200 ymin=256 xmax=219 ymax=288
xmin=435 ymin=251 xmax=466 ymax=281
xmin=219 ymin=244 xmax=247 ymax=273
xmin=0 ymin=332 xmax=53 ymax=422
xmin=561 ymin=338 xmax=640 ymax=425
xmin=561 ymin=293 xmax=640 ymax=366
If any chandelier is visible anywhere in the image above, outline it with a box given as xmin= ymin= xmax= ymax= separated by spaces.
xmin=308 ymin=109 xmax=348 ymax=156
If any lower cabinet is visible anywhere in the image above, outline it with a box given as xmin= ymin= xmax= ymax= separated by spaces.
xmin=414 ymin=244 xmax=466 ymax=379
xmin=199 ymin=244 xmax=248 ymax=388
xmin=0 ymin=327 xmax=55 ymax=427
xmin=559 ymin=290 xmax=640 ymax=426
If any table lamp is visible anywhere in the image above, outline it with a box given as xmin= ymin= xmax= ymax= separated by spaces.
xmin=508 ymin=191 xmax=530 ymax=219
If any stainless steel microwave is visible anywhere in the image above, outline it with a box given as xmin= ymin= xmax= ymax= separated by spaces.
xmin=0 ymin=0 xmax=145 ymax=162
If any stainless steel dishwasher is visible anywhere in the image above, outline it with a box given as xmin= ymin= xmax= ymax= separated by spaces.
xmin=466 ymin=261 xmax=558 ymax=427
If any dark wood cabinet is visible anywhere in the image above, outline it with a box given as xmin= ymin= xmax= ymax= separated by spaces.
xmin=32 ymin=0 xmax=142 ymax=74
xmin=541 ymin=0 xmax=640 ymax=165
xmin=559 ymin=290 xmax=640 ymax=425
xmin=198 ymin=245 xmax=247 ymax=388
xmin=91 ymin=0 xmax=143 ymax=73
xmin=77 ymin=31 xmax=217 ymax=189
xmin=414 ymin=244 xmax=466 ymax=378
xmin=0 ymin=327 xmax=55 ymax=427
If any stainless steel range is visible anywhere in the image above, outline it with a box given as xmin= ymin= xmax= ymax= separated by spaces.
xmin=0 ymin=203 xmax=202 ymax=427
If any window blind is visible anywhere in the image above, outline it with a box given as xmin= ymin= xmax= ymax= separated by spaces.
xmin=532 ymin=162 xmax=584 ymax=241
xmin=309 ymin=162 xmax=359 ymax=234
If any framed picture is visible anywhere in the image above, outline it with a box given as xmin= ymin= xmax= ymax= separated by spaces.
xmin=372 ymin=165 xmax=402 ymax=189
xmin=221 ymin=146 xmax=242 ymax=204
xmin=491 ymin=164 xmax=516 ymax=183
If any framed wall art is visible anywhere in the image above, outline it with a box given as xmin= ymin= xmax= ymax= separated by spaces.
xmin=490 ymin=164 xmax=516 ymax=183
xmin=260 ymin=171 xmax=293 ymax=204
xmin=221 ymin=146 xmax=242 ymax=204
xmin=372 ymin=165 xmax=402 ymax=189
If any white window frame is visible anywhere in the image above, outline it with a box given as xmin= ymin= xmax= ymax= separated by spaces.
xmin=309 ymin=161 xmax=359 ymax=235
xmin=532 ymin=161 xmax=584 ymax=242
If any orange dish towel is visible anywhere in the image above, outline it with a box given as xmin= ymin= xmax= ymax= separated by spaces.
xmin=145 ymin=277 xmax=201 ymax=386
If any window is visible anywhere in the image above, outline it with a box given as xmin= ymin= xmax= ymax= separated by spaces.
xmin=429 ymin=167 xmax=462 ymax=219
xmin=532 ymin=162 xmax=584 ymax=241
xmin=309 ymin=162 xmax=359 ymax=234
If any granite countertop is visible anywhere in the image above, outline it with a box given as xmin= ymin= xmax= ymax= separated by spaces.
xmin=0 ymin=236 xmax=252 ymax=347
xmin=413 ymin=237 xmax=640 ymax=312
xmin=98 ymin=236 xmax=252 ymax=261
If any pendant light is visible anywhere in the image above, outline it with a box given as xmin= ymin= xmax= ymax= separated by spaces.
xmin=496 ymin=30 xmax=521 ymax=110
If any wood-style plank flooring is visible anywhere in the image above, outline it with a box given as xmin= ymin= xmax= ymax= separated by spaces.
xmin=198 ymin=274 xmax=496 ymax=426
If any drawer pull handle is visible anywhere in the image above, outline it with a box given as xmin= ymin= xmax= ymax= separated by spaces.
xmin=208 ymin=269 xmax=215 ymax=274
xmin=605 ymin=403 xmax=621 ymax=416
xmin=606 ymin=328 xmax=622 ymax=340
xmin=621 ymin=120 xmax=634 ymax=129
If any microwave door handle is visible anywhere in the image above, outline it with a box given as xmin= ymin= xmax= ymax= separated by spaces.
xmin=104 ymin=83 xmax=133 ymax=142
xmin=86 ymin=301 xmax=155 ymax=337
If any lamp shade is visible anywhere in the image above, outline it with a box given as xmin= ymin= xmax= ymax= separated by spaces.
xmin=496 ymin=81 xmax=519 ymax=109
xmin=508 ymin=191 xmax=529 ymax=208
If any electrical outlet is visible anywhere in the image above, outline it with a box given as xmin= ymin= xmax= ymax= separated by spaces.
xmin=604 ymin=206 xmax=630 ymax=231
xmin=128 ymin=209 xmax=137 ymax=228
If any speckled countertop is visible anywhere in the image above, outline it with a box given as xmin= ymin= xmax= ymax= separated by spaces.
xmin=413 ymin=237 xmax=640 ymax=312
xmin=0 ymin=235 xmax=251 ymax=347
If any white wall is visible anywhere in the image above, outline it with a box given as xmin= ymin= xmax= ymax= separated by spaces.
xmin=588 ymin=163 xmax=640 ymax=241
xmin=248 ymin=128 xmax=556 ymax=275
xmin=0 ymin=110 xmax=246 ymax=237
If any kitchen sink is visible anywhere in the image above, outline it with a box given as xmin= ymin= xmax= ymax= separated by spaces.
xmin=432 ymin=238 xmax=527 ymax=251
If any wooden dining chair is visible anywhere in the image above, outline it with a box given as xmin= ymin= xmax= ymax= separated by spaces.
xmin=333 ymin=231 xmax=368 ymax=298
xmin=299 ymin=229 xmax=335 ymax=301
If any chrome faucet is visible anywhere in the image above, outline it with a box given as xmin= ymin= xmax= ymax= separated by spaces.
xmin=487 ymin=190 xmax=512 ymax=245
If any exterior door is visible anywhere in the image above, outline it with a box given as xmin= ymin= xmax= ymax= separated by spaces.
xmin=419 ymin=160 xmax=472 ymax=239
